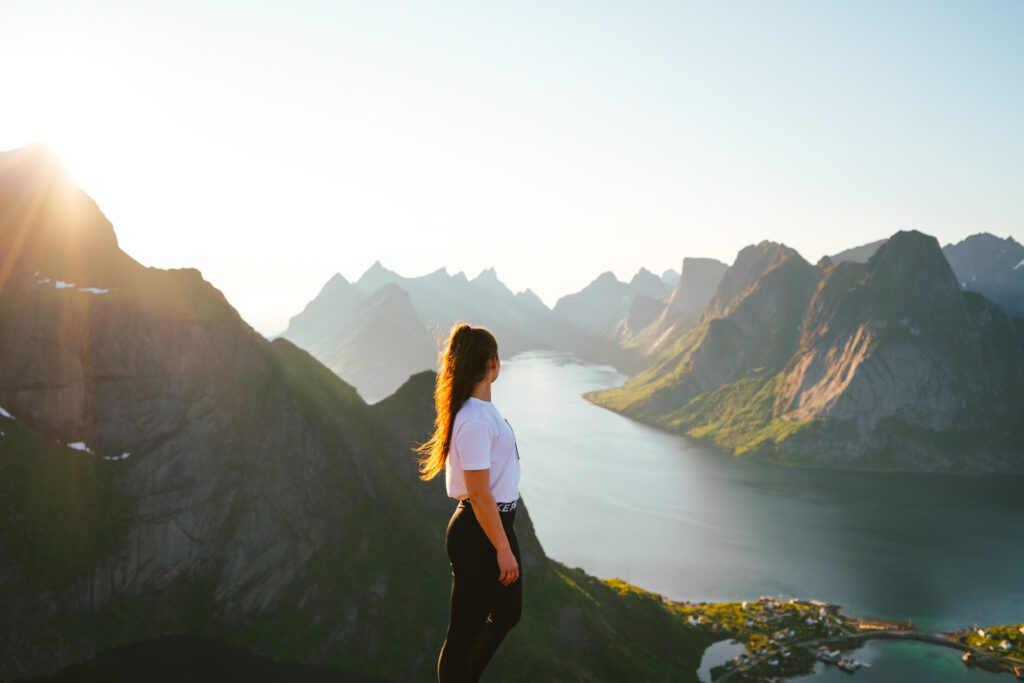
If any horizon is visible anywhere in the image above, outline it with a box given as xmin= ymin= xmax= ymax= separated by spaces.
xmin=2 ymin=0 xmax=1022 ymax=335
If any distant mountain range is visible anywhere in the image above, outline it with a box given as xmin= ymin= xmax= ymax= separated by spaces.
xmin=283 ymin=228 xmax=1024 ymax=473
xmin=282 ymin=259 xmax=684 ymax=400
xmin=0 ymin=146 xmax=707 ymax=682
xmin=588 ymin=231 xmax=1024 ymax=472
xmin=280 ymin=261 xmax=561 ymax=402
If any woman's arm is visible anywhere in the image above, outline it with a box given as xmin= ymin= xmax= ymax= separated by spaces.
xmin=463 ymin=469 xmax=519 ymax=586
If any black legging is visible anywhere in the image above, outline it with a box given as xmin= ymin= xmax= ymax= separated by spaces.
xmin=437 ymin=499 xmax=522 ymax=683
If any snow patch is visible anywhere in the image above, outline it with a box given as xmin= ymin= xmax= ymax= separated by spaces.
xmin=102 ymin=452 xmax=132 ymax=461
xmin=55 ymin=280 xmax=75 ymax=289
xmin=67 ymin=441 xmax=93 ymax=453
xmin=79 ymin=287 xmax=109 ymax=294
xmin=37 ymin=277 xmax=51 ymax=284
xmin=1015 ymin=258 xmax=1024 ymax=270
xmin=0 ymin=406 xmax=13 ymax=419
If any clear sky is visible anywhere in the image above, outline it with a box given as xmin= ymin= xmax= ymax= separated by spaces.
xmin=2 ymin=0 xmax=1022 ymax=335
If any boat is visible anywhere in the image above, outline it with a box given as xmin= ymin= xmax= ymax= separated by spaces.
xmin=837 ymin=658 xmax=862 ymax=672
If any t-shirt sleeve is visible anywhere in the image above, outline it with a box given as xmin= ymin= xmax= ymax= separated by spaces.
xmin=454 ymin=419 xmax=493 ymax=470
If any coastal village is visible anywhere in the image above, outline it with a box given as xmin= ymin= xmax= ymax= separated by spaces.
xmin=606 ymin=584 xmax=1024 ymax=682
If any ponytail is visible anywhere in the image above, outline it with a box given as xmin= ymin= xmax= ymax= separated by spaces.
xmin=416 ymin=323 xmax=498 ymax=480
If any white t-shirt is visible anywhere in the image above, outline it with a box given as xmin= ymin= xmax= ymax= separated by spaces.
xmin=445 ymin=397 xmax=521 ymax=503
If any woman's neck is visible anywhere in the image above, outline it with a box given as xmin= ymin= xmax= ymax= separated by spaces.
xmin=471 ymin=380 xmax=492 ymax=402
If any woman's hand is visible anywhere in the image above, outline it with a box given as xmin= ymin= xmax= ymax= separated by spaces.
xmin=497 ymin=546 xmax=519 ymax=586
xmin=464 ymin=469 xmax=520 ymax=586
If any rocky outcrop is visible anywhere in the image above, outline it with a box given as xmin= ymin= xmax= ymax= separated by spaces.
xmin=663 ymin=258 xmax=728 ymax=323
xmin=605 ymin=257 xmax=728 ymax=363
xmin=589 ymin=231 xmax=1024 ymax=472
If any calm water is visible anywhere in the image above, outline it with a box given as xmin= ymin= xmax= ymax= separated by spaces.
xmin=801 ymin=639 xmax=994 ymax=682
xmin=695 ymin=638 xmax=996 ymax=683
xmin=495 ymin=351 xmax=1024 ymax=635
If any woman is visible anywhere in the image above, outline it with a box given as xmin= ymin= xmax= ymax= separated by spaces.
xmin=418 ymin=323 xmax=522 ymax=683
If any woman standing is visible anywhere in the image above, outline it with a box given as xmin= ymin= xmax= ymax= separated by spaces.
xmin=418 ymin=323 xmax=522 ymax=683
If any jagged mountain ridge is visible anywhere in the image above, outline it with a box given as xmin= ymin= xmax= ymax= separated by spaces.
xmin=283 ymin=261 xmax=681 ymax=399
xmin=589 ymin=230 xmax=1024 ymax=472
xmin=0 ymin=147 xmax=710 ymax=682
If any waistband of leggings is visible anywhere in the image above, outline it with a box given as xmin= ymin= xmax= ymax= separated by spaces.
xmin=457 ymin=498 xmax=517 ymax=512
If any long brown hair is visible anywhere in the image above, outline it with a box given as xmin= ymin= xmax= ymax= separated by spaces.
xmin=417 ymin=323 xmax=498 ymax=480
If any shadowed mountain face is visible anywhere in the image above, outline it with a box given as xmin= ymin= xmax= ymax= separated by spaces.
xmin=942 ymin=233 xmax=1024 ymax=318
xmin=0 ymin=146 xmax=706 ymax=682
xmin=590 ymin=231 xmax=1024 ymax=472
xmin=831 ymin=233 xmax=1024 ymax=319
xmin=828 ymin=237 xmax=887 ymax=265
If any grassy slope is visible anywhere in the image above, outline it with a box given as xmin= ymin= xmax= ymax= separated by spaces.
xmin=587 ymin=317 xmax=820 ymax=462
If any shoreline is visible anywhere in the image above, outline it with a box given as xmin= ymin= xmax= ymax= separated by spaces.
xmin=673 ymin=596 xmax=1024 ymax=682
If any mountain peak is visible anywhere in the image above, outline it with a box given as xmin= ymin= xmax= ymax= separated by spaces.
xmin=356 ymin=260 xmax=400 ymax=291
xmin=0 ymin=145 xmax=128 ymax=287
xmin=474 ymin=266 xmax=499 ymax=282
xmin=864 ymin=229 xmax=963 ymax=315
xmin=628 ymin=267 xmax=658 ymax=286
xmin=325 ymin=272 xmax=350 ymax=287
xmin=704 ymin=241 xmax=805 ymax=320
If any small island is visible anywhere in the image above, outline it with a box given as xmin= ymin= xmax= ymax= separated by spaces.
xmin=605 ymin=581 xmax=1024 ymax=681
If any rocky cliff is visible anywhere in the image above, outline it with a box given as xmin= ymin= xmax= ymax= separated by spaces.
xmin=607 ymin=257 xmax=729 ymax=362
xmin=0 ymin=146 xmax=706 ymax=682
xmin=588 ymin=231 xmax=1024 ymax=472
